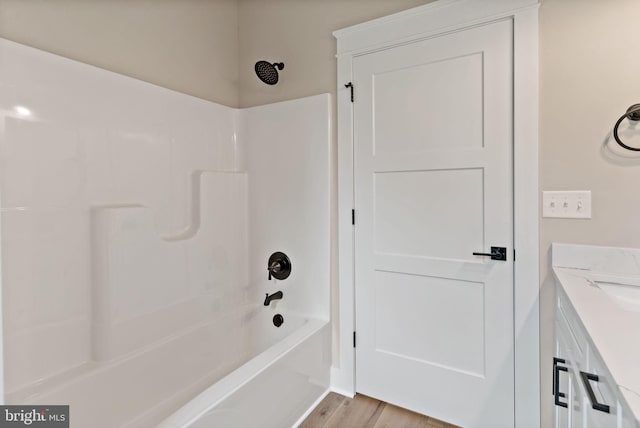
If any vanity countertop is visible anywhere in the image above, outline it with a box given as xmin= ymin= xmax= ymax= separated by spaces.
xmin=553 ymin=243 xmax=640 ymax=423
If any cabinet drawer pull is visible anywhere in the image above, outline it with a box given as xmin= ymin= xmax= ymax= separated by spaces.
xmin=580 ymin=371 xmax=611 ymax=413
xmin=553 ymin=357 xmax=568 ymax=408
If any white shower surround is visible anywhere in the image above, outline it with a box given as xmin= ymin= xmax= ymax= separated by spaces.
xmin=0 ymin=38 xmax=330 ymax=427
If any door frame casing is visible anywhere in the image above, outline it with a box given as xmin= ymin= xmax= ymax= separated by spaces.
xmin=332 ymin=1 xmax=540 ymax=427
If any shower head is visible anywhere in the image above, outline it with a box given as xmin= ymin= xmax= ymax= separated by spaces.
xmin=255 ymin=61 xmax=284 ymax=85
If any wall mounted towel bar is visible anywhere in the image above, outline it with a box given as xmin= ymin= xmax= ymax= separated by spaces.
xmin=613 ymin=103 xmax=640 ymax=151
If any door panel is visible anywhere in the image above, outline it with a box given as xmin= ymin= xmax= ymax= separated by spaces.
xmin=374 ymin=271 xmax=485 ymax=376
xmin=354 ymin=19 xmax=514 ymax=428
xmin=374 ymin=169 xmax=484 ymax=260
xmin=373 ymin=52 xmax=484 ymax=154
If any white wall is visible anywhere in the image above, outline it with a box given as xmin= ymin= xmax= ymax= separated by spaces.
xmin=240 ymin=95 xmax=331 ymax=323
xmin=0 ymin=0 xmax=436 ymax=370
xmin=0 ymin=39 xmax=332 ymax=416
xmin=539 ymin=0 xmax=640 ymax=425
xmin=0 ymin=38 xmax=242 ymax=393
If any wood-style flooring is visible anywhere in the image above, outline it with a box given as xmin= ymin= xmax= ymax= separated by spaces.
xmin=300 ymin=393 xmax=461 ymax=428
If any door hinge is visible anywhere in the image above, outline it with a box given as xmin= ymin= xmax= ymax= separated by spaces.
xmin=351 ymin=209 xmax=355 ymax=225
xmin=353 ymin=331 xmax=356 ymax=348
xmin=344 ymin=82 xmax=354 ymax=102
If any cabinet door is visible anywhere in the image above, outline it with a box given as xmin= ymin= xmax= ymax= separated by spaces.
xmin=584 ymin=347 xmax=619 ymax=427
xmin=569 ymin=364 xmax=585 ymax=428
xmin=555 ymin=322 xmax=572 ymax=428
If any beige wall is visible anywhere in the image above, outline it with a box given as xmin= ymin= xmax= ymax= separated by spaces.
xmin=539 ymin=0 xmax=640 ymax=425
xmin=0 ymin=0 xmax=240 ymax=107
xmin=0 ymin=0 xmax=432 ymax=108
xmin=237 ymin=0 xmax=432 ymax=107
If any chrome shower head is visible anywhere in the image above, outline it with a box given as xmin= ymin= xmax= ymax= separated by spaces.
xmin=255 ymin=61 xmax=284 ymax=85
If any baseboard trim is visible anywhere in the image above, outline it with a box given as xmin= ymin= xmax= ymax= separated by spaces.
xmin=329 ymin=386 xmax=355 ymax=398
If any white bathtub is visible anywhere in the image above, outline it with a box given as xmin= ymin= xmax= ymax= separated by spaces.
xmin=160 ymin=317 xmax=330 ymax=428
xmin=6 ymin=308 xmax=330 ymax=428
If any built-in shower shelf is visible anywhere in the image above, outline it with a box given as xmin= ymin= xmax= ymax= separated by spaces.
xmin=91 ymin=171 xmax=249 ymax=361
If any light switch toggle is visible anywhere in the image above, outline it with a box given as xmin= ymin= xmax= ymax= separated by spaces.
xmin=542 ymin=191 xmax=591 ymax=219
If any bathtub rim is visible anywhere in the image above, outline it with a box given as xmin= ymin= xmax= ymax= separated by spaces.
xmin=157 ymin=317 xmax=329 ymax=428
xmin=291 ymin=388 xmax=332 ymax=428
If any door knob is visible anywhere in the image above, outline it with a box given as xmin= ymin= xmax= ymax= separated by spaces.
xmin=472 ymin=246 xmax=507 ymax=261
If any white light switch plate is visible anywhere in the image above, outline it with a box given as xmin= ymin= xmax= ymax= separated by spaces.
xmin=542 ymin=191 xmax=591 ymax=219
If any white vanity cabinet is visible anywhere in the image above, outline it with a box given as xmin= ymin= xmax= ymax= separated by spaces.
xmin=554 ymin=288 xmax=586 ymax=428
xmin=552 ymin=330 xmax=575 ymax=428
xmin=555 ymin=285 xmax=636 ymax=428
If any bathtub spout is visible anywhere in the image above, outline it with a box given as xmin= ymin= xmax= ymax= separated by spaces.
xmin=264 ymin=291 xmax=283 ymax=306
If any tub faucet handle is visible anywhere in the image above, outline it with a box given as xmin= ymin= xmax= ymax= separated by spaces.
xmin=266 ymin=252 xmax=292 ymax=281
xmin=267 ymin=261 xmax=281 ymax=281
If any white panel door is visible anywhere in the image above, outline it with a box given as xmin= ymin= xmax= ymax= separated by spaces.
xmin=354 ymin=20 xmax=514 ymax=428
